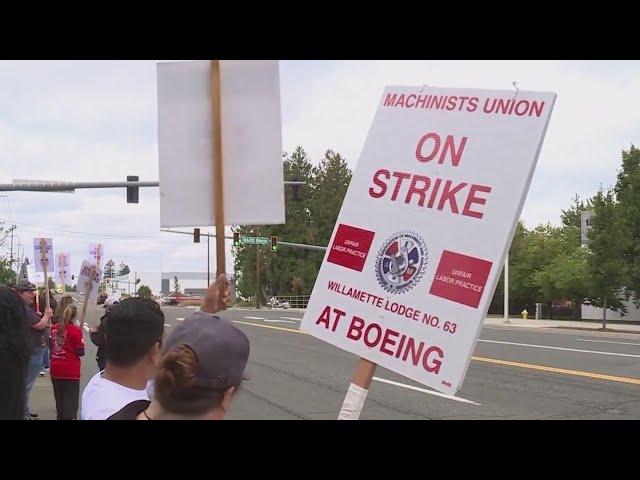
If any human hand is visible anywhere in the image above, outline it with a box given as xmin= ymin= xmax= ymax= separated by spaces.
xmin=201 ymin=274 xmax=231 ymax=314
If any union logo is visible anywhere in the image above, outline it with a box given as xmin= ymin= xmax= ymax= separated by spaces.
xmin=375 ymin=231 xmax=428 ymax=294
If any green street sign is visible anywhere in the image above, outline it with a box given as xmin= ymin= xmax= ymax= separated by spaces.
xmin=242 ymin=236 xmax=270 ymax=245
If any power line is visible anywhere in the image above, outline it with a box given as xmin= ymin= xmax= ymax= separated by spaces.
xmin=0 ymin=217 xmax=156 ymax=239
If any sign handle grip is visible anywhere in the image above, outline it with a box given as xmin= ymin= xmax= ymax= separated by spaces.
xmin=338 ymin=358 xmax=377 ymax=420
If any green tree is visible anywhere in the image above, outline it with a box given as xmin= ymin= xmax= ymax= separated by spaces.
xmin=614 ymin=145 xmax=640 ymax=306
xmin=534 ymin=247 xmax=591 ymax=320
xmin=48 ymin=276 xmax=56 ymax=290
xmin=0 ymin=258 xmax=16 ymax=286
xmin=233 ymin=147 xmax=353 ymax=301
xmin=118 ymin=262 xmax=130 ymax=276
xmin=585 ymin=188 xmax=627 ymax=328
xmin=309 ymin=150 xmax=352 ymax=246
xmin=137 ymin=285 xmax=152 ymax=298
xmin=173 ymin=275 xmax=180 ymax=294
xmin=103 ymin=259 xmax=116 ymax=280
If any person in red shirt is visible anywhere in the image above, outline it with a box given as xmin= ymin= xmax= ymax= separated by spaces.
xmin=50 ymin=304 xmax=84 ymax=420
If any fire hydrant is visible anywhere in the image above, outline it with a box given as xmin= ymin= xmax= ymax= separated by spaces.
xmin=521 ymin=308 xmax=528 ymax=320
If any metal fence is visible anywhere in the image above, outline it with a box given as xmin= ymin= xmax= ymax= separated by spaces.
xmin=271 ymin=295 xmax=310 ymax=309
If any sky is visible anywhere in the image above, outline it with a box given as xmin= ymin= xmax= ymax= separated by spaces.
xmin=0 ymin=60 xmax=638 ymax=288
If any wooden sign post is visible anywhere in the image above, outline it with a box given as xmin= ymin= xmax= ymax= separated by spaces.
xmin=39 ymin=238 xmax=51 ymax=311
xmin=211 ymin=60 xmax=226 ymax=277
xmin=79 ymin=265 xmax=97 ymax=331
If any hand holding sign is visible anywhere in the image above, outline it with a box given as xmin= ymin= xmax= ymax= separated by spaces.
xmin=201 ymin=274 xmax=231 ymax=314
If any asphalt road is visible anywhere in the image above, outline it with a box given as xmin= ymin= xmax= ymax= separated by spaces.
xmin=29 ymin=300 xmax=640 ymax=419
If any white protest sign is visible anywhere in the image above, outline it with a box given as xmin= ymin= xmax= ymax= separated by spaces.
xmin=55 ymin=252 xmax=71 ymax=285
xmin=157 ymin=60 xmax=285 ymax=227
xmin=301 ymin=86 xmax=556 ymax=395
xmin=33 ymin=238 xmax=53 ymax=273
xmin=77 ymin=260 xmax=102 ymax=300
xmin=89 ymin=243 xmax=104 ymax=268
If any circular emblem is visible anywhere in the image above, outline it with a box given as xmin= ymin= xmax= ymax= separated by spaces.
xmin=375 ymin=231 xmax=428 ymax=294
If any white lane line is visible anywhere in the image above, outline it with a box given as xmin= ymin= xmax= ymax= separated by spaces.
xmin=372 ymin=377 xmax=482 ymax=406
xmin=478 ymin=339 xmax=640 ymax=358
xmin=187 ymin=306 xmax=199 ymax=309
xmin=576 ymin=339 xmax=640 ymax=347
xmin=245 ymin=316 xmax=266 ymax=320
xmin=176 ymin=317 xmax=184 ymax=322
xmin=280 ymin=317 xmax=302 ymax=321
xmin=164 ymin=323 xmax=171 ymax=327
xmin=264 ymin=319 xmax=296 ymax=324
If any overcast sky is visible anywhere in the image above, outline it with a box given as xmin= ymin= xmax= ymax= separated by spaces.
xmin=1 ymin=60 xmax=638 ymax=285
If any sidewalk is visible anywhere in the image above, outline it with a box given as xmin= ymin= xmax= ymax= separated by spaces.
xmin=26 ymin=373 xmax=57 ymax=421
xmin=484 ymin=316 xmax=640 ymax=334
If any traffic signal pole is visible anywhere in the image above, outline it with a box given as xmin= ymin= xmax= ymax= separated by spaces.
xmin=256 ymin=230 xmax=260 ymax=310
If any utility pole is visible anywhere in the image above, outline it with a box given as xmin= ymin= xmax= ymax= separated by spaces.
xmin=207 ymin=232 xmax=210 ymax=286
xmin=9 ymin=224 xmax=15 ymax=275
xmin=256 ymin=228 xmax=261 ymax=309
xmin=504 ymin=252 xmax=510 ymax=324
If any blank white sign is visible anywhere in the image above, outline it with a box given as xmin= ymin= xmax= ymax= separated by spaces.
xmin=157 ymin=60 xmax=285 ymax=228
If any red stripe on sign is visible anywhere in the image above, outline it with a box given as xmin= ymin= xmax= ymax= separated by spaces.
xmin=327 ymin=224 xmax=376 ymax=272
xmin=429 ymin=250 xmax=492 ymax=308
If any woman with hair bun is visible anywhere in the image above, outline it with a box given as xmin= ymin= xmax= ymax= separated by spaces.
xmin=108 ymin=310 xmax=250 ymax=420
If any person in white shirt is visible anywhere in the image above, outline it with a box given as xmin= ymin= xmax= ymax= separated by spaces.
xmin=81 ymin=298 xmax=164 ymax=420
xmin=81 ymin=275 xmax=230 ymax=420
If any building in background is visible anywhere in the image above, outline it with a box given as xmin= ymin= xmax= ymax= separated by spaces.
xmin=132 ymin=271 xmax=236 ymax=299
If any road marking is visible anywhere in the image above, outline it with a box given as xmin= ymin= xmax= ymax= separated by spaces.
xmin=471 ymin=356 xmax=640 ymax=386
xmin=280 ymin=317 xmax=303 ymax=321
xmin=233 ymin=320 xmax=307 ymax=334
xmin=176 ymin=317 xmax=184 ymax=321
xmin=372 ymin=377 xmax=481 ymax=405
xmin=232 ymin=321 xmax=640 ymax=386
xmin=576 ymin=339 xmax=640 ymax=347
xmin=164 ymin=323 xmax=171 ymax=327
xmin=478 ymin=339 xmax=640 ymax=359
xmin=244 ymin=316 xmax=266 ymax=320
xmin=264 ymin=319 xmax=297 ymax=324
xmin=187 ymin=306 xmax=199 ymax=309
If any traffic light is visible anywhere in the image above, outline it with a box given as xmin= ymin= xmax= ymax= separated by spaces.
xmin=126 ymin=175 xmax=139 ymax=204
xmin=194 ymin=228 xmax=201 ymax=243
xmin=271 ymin=236 xmax=278 ymax=252
xmin=233 ymin=231 xmax=240 ymax=247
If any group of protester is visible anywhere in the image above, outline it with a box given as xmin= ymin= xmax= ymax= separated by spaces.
xmin=0 ymin=274 xmax=250 ymax=420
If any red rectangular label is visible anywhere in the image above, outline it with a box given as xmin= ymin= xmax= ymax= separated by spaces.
xmin=429 ymin=250 xmax=493 ymax=308
xmin=327 ymin=224 xmax=375 ymax=272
